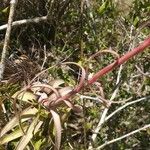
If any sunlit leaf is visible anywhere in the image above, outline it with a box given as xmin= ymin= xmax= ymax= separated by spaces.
xmin=41 ymin=79 xmax=65 ymax=94
xmin=34 ymin=138 xmax=46 ymax=150
xmin=50 ymin=110 xmax=61 ymax=150
xmin=0 ymin=107 xmax=38 ymax=137
xmin=133 ymin=16 xmax=140 ymax=26
xmin=58 ymin=86 xmax=73 ymax=96
xmin=0 ymin=126 xmax=28 ymax=145
xmin=2 ymin=7 xmax=9 ymax=14
xmin=98 ymin=1 xmax=108 ymax=15
xmin=12 ymin=90 xmax=38 ymax=102
xmin=16 ymin=116 xmax=43 ymax=150
xmin=48 ymin=86 xmax=72 ymax=101
xmin=50 ymin=79 xmax=65 ymax=88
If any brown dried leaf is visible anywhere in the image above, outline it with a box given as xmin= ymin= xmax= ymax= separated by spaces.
xmin=42 ymin=79 xmax=65 ymax=94
xmin=49 ymin=87 xmax=72 ymax=101
xmin=50 ymin=79 xmax=65 ymax=88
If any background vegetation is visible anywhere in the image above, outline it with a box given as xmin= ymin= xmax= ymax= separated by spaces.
xmin=0 ymin=0 xmax=150 ymax=149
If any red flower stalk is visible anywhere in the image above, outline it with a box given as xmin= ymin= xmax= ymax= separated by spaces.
xmin=88 ymin=37 xmax=150 ymax=84
xmin=55 ymin=37 xmax=150 ymax=104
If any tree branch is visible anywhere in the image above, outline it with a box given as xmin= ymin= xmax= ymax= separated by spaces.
xmin=88 ymin=95 xmax=150 ymax=149
xmin=88 ymin=65 xmax=123 ymax=149
xmin=94 ymin=124 xmax=150 ymax=149
xmin=105 ymin=95 xmax=150 ymax=122
xmin=0 ymin=16 xmax=47 ymax=31
xmin=0 ymin=0 xmax=18 ymax=80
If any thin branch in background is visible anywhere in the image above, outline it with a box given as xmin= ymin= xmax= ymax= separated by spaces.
xmin=88 ymin=65 xmax=123 ymax=149
xmin=80 ymin=92 xmax=88 ymax=150
xmin=80 ymin=0 xmax=85 ymax=58
xmin=79 ymin=94 xmax=111 ymax=108
xmin=105 ymin=95 xmax=150 ymax=122
xmin=94 ymin=123 xmax=150 ymax=149
xmin=135 ymin=65 xmax=150 ymax=77
xmin=79 ymin=94 xmax=132 ymax=105
xmin=0 ymin=16 xmax=47 ymax=31
xmin=0 ymin=0 xmax=18 ymax=80
xmin=88 ymin=95 xmax=150 ymax=149
xmin=79 ymin=95 xmax=108 ymax=104
xmin=1 ymin=103 xmax=9 ymax=121
xmin=57 ymin=0 xmax=72 ymax=20
xmin=41 ymin=45 xmax=47 ymax=71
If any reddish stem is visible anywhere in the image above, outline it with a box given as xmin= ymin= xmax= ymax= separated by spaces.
xmin=88 ymin=37 xmax=150 ymax=84
xmin=54 ymin=37 xmax=150 ymax=105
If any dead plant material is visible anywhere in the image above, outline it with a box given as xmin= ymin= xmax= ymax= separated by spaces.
xmin=3 ymin=55 xmax=40 ymax=84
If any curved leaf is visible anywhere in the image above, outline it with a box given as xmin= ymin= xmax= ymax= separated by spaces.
xmin=50 ymin=79 xmax=65 ymax=88
xmin=12 ymin=90 xmax=38 ymax=102
xmin=0 ymin=126 xmax=28 ymax=145
xmin=16 ymin=116 xmax=43 ymax=150
xmin=0 ymin=107 xmax=38 ymax=137
xmin=50 ymin=110 xmax=61 ymax=150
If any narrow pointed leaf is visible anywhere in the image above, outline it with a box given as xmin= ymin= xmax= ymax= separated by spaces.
xmin=63 ymin=100 xmax=82 ymax=113
xmin=12 ymin=91 xmax=38 ymax=102
xmin=50 ymin=110 xmax=61 ymax=150
xmin=50 ymin=79 xmax=65 ymax=88
xmin=16 ymin=116 xmax=43 ymax=150
xmin=0 ymin=107 xmax=38 ymax=137
xmin=0 ymin=126 xmax=28 ymax=145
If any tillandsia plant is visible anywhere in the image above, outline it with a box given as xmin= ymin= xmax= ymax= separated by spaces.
xmin=0 ymin=62 xmax=85 ymax=150
xmin=0 ymin=37 xmax=150 ymax=149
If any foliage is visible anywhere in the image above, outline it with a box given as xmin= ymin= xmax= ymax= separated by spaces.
xmin=0 ymin=0 xmax=150 ymax=149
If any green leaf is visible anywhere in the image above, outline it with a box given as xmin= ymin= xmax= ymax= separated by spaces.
xmin=34 ymin=138 xmax=46 ymax=150
xmin=133 ymin=16 xmax=140 ymax=26
xmin=2 ymin=7 xmax=9 ymax=14
xmin=0 ymin=107 xmax=38 ymax=137
xmin=0 ymin=126 xmax=28 ymax=145
xmin=16 ymin=116 xmax=43 ymax=150
xmin=98 ymin=1 xmax=108 ymax=15
xmin=12 ymin=90 xmax=38 ymax=103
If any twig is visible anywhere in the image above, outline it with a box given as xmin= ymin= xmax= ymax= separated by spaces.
xmin=41 ymin=45 xmax=47 ymax=71
xmin=105 ymin=95 xmax=150 ymax=122
xmin=88 ymin=95 xmax=150 ymax=149
xmin=79 ymin=94 xmax=132 ymax=104
xmin=94 ymin=124 xmax=150 ymax=149
xmin=0 ymin=16 xmax=47 ymax=31
xmin=79 ymin=95 xmax=108 ymax=104
xmin=88 ymin=65 xmax=123 ymax=149
xmin=1 ymin=103 xmax=9 ymax=121
xmin=80 ymin=0 xmax=85 ymax=58
xmin=0 ymin=0 xmax=18 ymax=80
xmin=80 ymin=92 xmax=87 ymax=150
xmin=135 ymin=65 xmax=150 ymax=77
